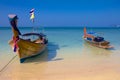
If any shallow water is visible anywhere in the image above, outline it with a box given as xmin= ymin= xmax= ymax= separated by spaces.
xmin=0 ymin=27 xmax=120 ymax=80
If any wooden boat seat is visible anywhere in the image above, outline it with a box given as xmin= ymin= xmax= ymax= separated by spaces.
xmin=101 ymin=41 xmax=110 ymax=46
xmin=33 ymin=39 xmax=44 ymax=44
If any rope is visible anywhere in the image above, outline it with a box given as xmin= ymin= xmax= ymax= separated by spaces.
xmin=0 ymin=55 xmax=17 ymax=73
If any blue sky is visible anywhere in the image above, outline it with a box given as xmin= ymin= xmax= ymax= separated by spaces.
xmin=0 ymin=0 xmax=120 ymax=27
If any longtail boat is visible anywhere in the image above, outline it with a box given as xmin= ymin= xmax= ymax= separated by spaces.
xmin=8 ymin=14 xmax=48 ymax=63
xmin=83 ymin=27 xmax=113 ymax=49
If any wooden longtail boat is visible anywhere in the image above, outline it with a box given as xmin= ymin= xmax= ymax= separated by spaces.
xmin=83 ymin=27 xmax=113 ymax=49
xmin=8 ymin=14 xmax=48 ymax=63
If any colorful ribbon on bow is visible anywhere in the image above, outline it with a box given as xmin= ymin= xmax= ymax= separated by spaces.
xmin=13 ymin=36 xmax=19 ymax=52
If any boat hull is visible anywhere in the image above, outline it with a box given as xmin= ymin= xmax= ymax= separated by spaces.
xmin=83 ymin=37 xmax=113 ymax=49
xmin=9 ymin=38 xmax=47 ymax=63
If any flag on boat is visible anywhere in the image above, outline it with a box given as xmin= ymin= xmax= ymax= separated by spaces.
xmin=30 ymin=8 xmax=35 ymax=22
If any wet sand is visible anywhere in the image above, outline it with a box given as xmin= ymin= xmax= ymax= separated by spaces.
xmin=0 ymin=45 xmax=120 ymax=80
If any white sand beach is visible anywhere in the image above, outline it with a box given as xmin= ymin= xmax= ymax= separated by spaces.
xmin=0 ymin=46 xmax=120 ymax=80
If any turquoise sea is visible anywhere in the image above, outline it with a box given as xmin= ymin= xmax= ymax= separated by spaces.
xmin=0 ymin=27 xmax=120 ymax=71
